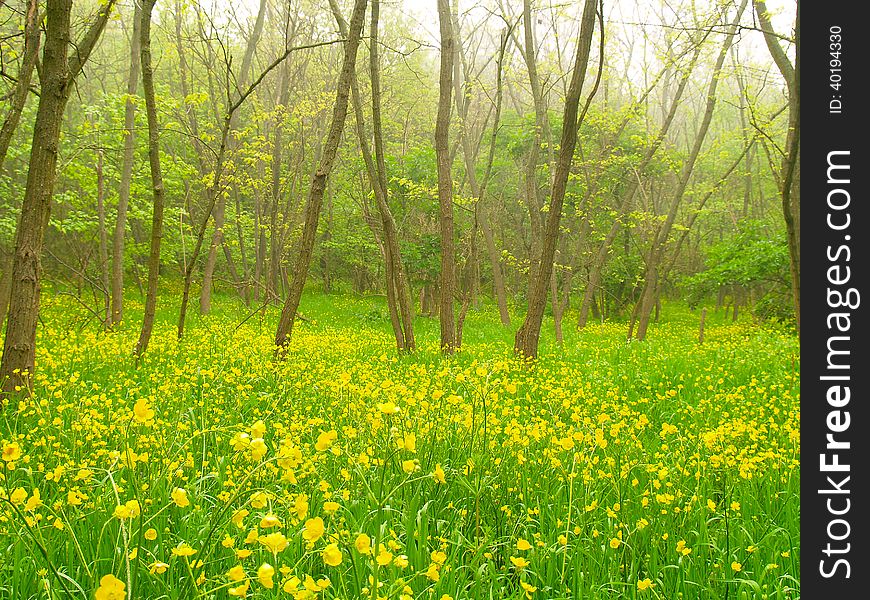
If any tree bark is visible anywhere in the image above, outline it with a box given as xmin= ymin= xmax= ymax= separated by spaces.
xmin=1 ymin=0 xmax=117 ymax=395
xmin=514 ymin=0 xmax=598 ymax=360
xmin=0 ymin=0 xmax=41 ymax=172
xmin=274 ymin=0 xmax=369 ymax=351
xmin=133 ymin=0 xmax=166 ymax=359
xmin=435 ymin=0 xmax=456 ymax=354
xmin=111 ymin=1 xmax=142 ymax=325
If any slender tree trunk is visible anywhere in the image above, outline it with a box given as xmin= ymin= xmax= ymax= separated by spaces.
xmin=514 ymin=0 xmax=598 ymax=359
xmin=111 ymin=1 xmax=142 ymax=325
xmin=481 ymin=216 xmax=510 ymax=325
xmin=199 ymin=196 xmax=224 ymax=314
xmin=268 ymin=66 xmax=290 ymax=302
xmin=96 ymin=149 xmax=110 ymax=325
xmin=274 ymin=0 xmax=369 ymax=351
xmin=1 ymin=0 xmax=117 ymax=394
xmin=578 ymin=41 xmax=704 ymax=329
xmin=634 ymin=0 xmax=746 ymax=341
xmin=330 ymin=0 xmax=415 ymax=351
xmin=133 ymin=0 xmax=166 ymax=359
xmin=754 ymin=0 xmax=799 ymax=332
xmin=0 ymin=0 xmax=40 ymax=171
xmin=370 ymin=0 xmax=415 ymax=350
xmin=435 ymin=0 xmax=456 ymax=354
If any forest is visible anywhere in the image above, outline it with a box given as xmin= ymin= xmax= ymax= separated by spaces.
xmin=0 ymin=0 xmax=799 ymax=598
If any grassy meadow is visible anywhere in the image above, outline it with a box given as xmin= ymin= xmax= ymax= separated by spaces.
xmin=0 ymin=291 xmax=799 ymax=599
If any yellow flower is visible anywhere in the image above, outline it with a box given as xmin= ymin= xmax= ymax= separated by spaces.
xmin=707 ymin=499 xmax=717 ymax=511
xmin=259 ymin=513 xmax=282 ymax=529
xmin=250 ymin=491 xmax=268 ymax=509
xmin=259 ymin=531 xmax=289 ymax=554
xmin=376 ymin=546 xmax=393 ymax=566
xmin=24 ymin=488 xmax=42 ymax=512
xmin=516 ymin=538 xmax=532 ymax=551
xmin=731 ymin=561 xmax=742 ymax=572
xmin=355 ymin=533 xmax=372 ymax=555
xmin=67 ymin=490 xmax=86 ymax=506
xmin=257 ymin=563 xmax=275 ymax=589
xmin=637 ymin=578 xmax=655 ymax=591
xmin=293 ymin=494 xmax=309 ymax=519
xmin=95 ymin=574 xmax=125 ymax=600
xmin=250 ymin=438 xmax=268 ymax=461
xmin=730 ymin=501 xmax=741 ymax=512
xmin=431 ymin=550 xmax=447 ymax=564
xmin=244 ymin=527 xmax=260 ymax=544
xmin=510 ymin=556 xmax=529 ymax=569
xmin=521 ymin=580 xmax=537 ymax=594
xmin=314 ymin=430 xmax=337 ymax=452
xmin=432 ymin=464 xmax=446 ymax=484
xmin=9 ymin=488 xmax=27 ymax=505
xmin=171 ymin=543 xmax=197 ymax=557
xmin=226 ymin=565 xmax=246 ymax=581
xmin=323 ymin=543 xmax=343 ymax=566
xmin=302 ymin=517 xmax=325 ymax=543
xmin=402 ymin=459 xmax=416 ymax=474
xmin=171 ymin=488 xmax=190 ymax=508
xmin=2 ymin=442 xmax=22 ymax=462
xmin=228 ymin=580 xmax=249 ymax=597
xmin=393 ymin=554 xmax=409 ymax=568
xmin=149 ymin=562 xmax=169 ymax=575
xmin=231 ymin=432 xmax=251 ymax=451
xmin=323 ymin=501 xmax=340 ymax=515
xmin=609 ymin=538 xmax=621 ymax=549
xmin=133 ymin=399 xmax=154 ymax=423
xmin=250 ymin=420 xmax=266 ymax=439
xmin=424 ymin=563 xmax=441 ymax=581
xmin=377 ymin=401 xmax=400 ymax=414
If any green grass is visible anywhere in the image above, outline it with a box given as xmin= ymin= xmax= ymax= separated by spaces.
xmin=0 ymin=288 xmax=799 ymax=599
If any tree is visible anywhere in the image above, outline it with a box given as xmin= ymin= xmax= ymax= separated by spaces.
xmin=514 ymin=0 xmax=598 ymax=360
xmin=274 ymin=0 xmax=369 ymax=351
xmin=330 ymin=0 xmax=416 ymax=351
xmin=632 ymin=0 xmax=747 ymax=341
xmin=435 ymin=0 xmax=456 ymax=354
xmin=1 ymin=0 xmax=118 ymax=395
xmin=133 ymin=0 xmax=166 ymax=358
xmin=111 ymin=0 xmax=141 ymax=325
xmin=753 ymin=0 xmax=799 ymax=332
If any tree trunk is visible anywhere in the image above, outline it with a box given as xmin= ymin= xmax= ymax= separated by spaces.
xmin=754 ymin=0 xmax=799 ymax=333
xmin=370 ymin=0 xmax=415 ymax=351
xmin=274 ymin=0 xmax=369 ymax=351
xmin=133 ymin=0 xmax=166 ymax=359
xmin=578 ymin=40 xmax=705 ymax=330
xmin=481 ymin=216 xmax=510 ymax=325
xmin=96 ymin=149 xmax=110 ymax=326
xmin=1 ymin=0 xmax=117 ymax=394
xmin=514 ymin=0 xmax=597 ymax=359
xmin=520 ymin=0 xmax=547 ymax=296
xmin=111 ymin=1 xmax=142 ymax=325
xmin=634 ymin=0 xmax=746 ymax=341
xmin=0 ymin=0 xmax=41 ymax=172
xmin=434 ymin=0 xmax=457 ymax=353
xmin=454 ymin=22 xmax=512 ymax=331
xmin=268 ymin=65 xmax=290 ymax=303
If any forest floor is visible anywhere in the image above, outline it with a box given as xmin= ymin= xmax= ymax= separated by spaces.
xmin=0 ymin=290 xmax=799 ymax=599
